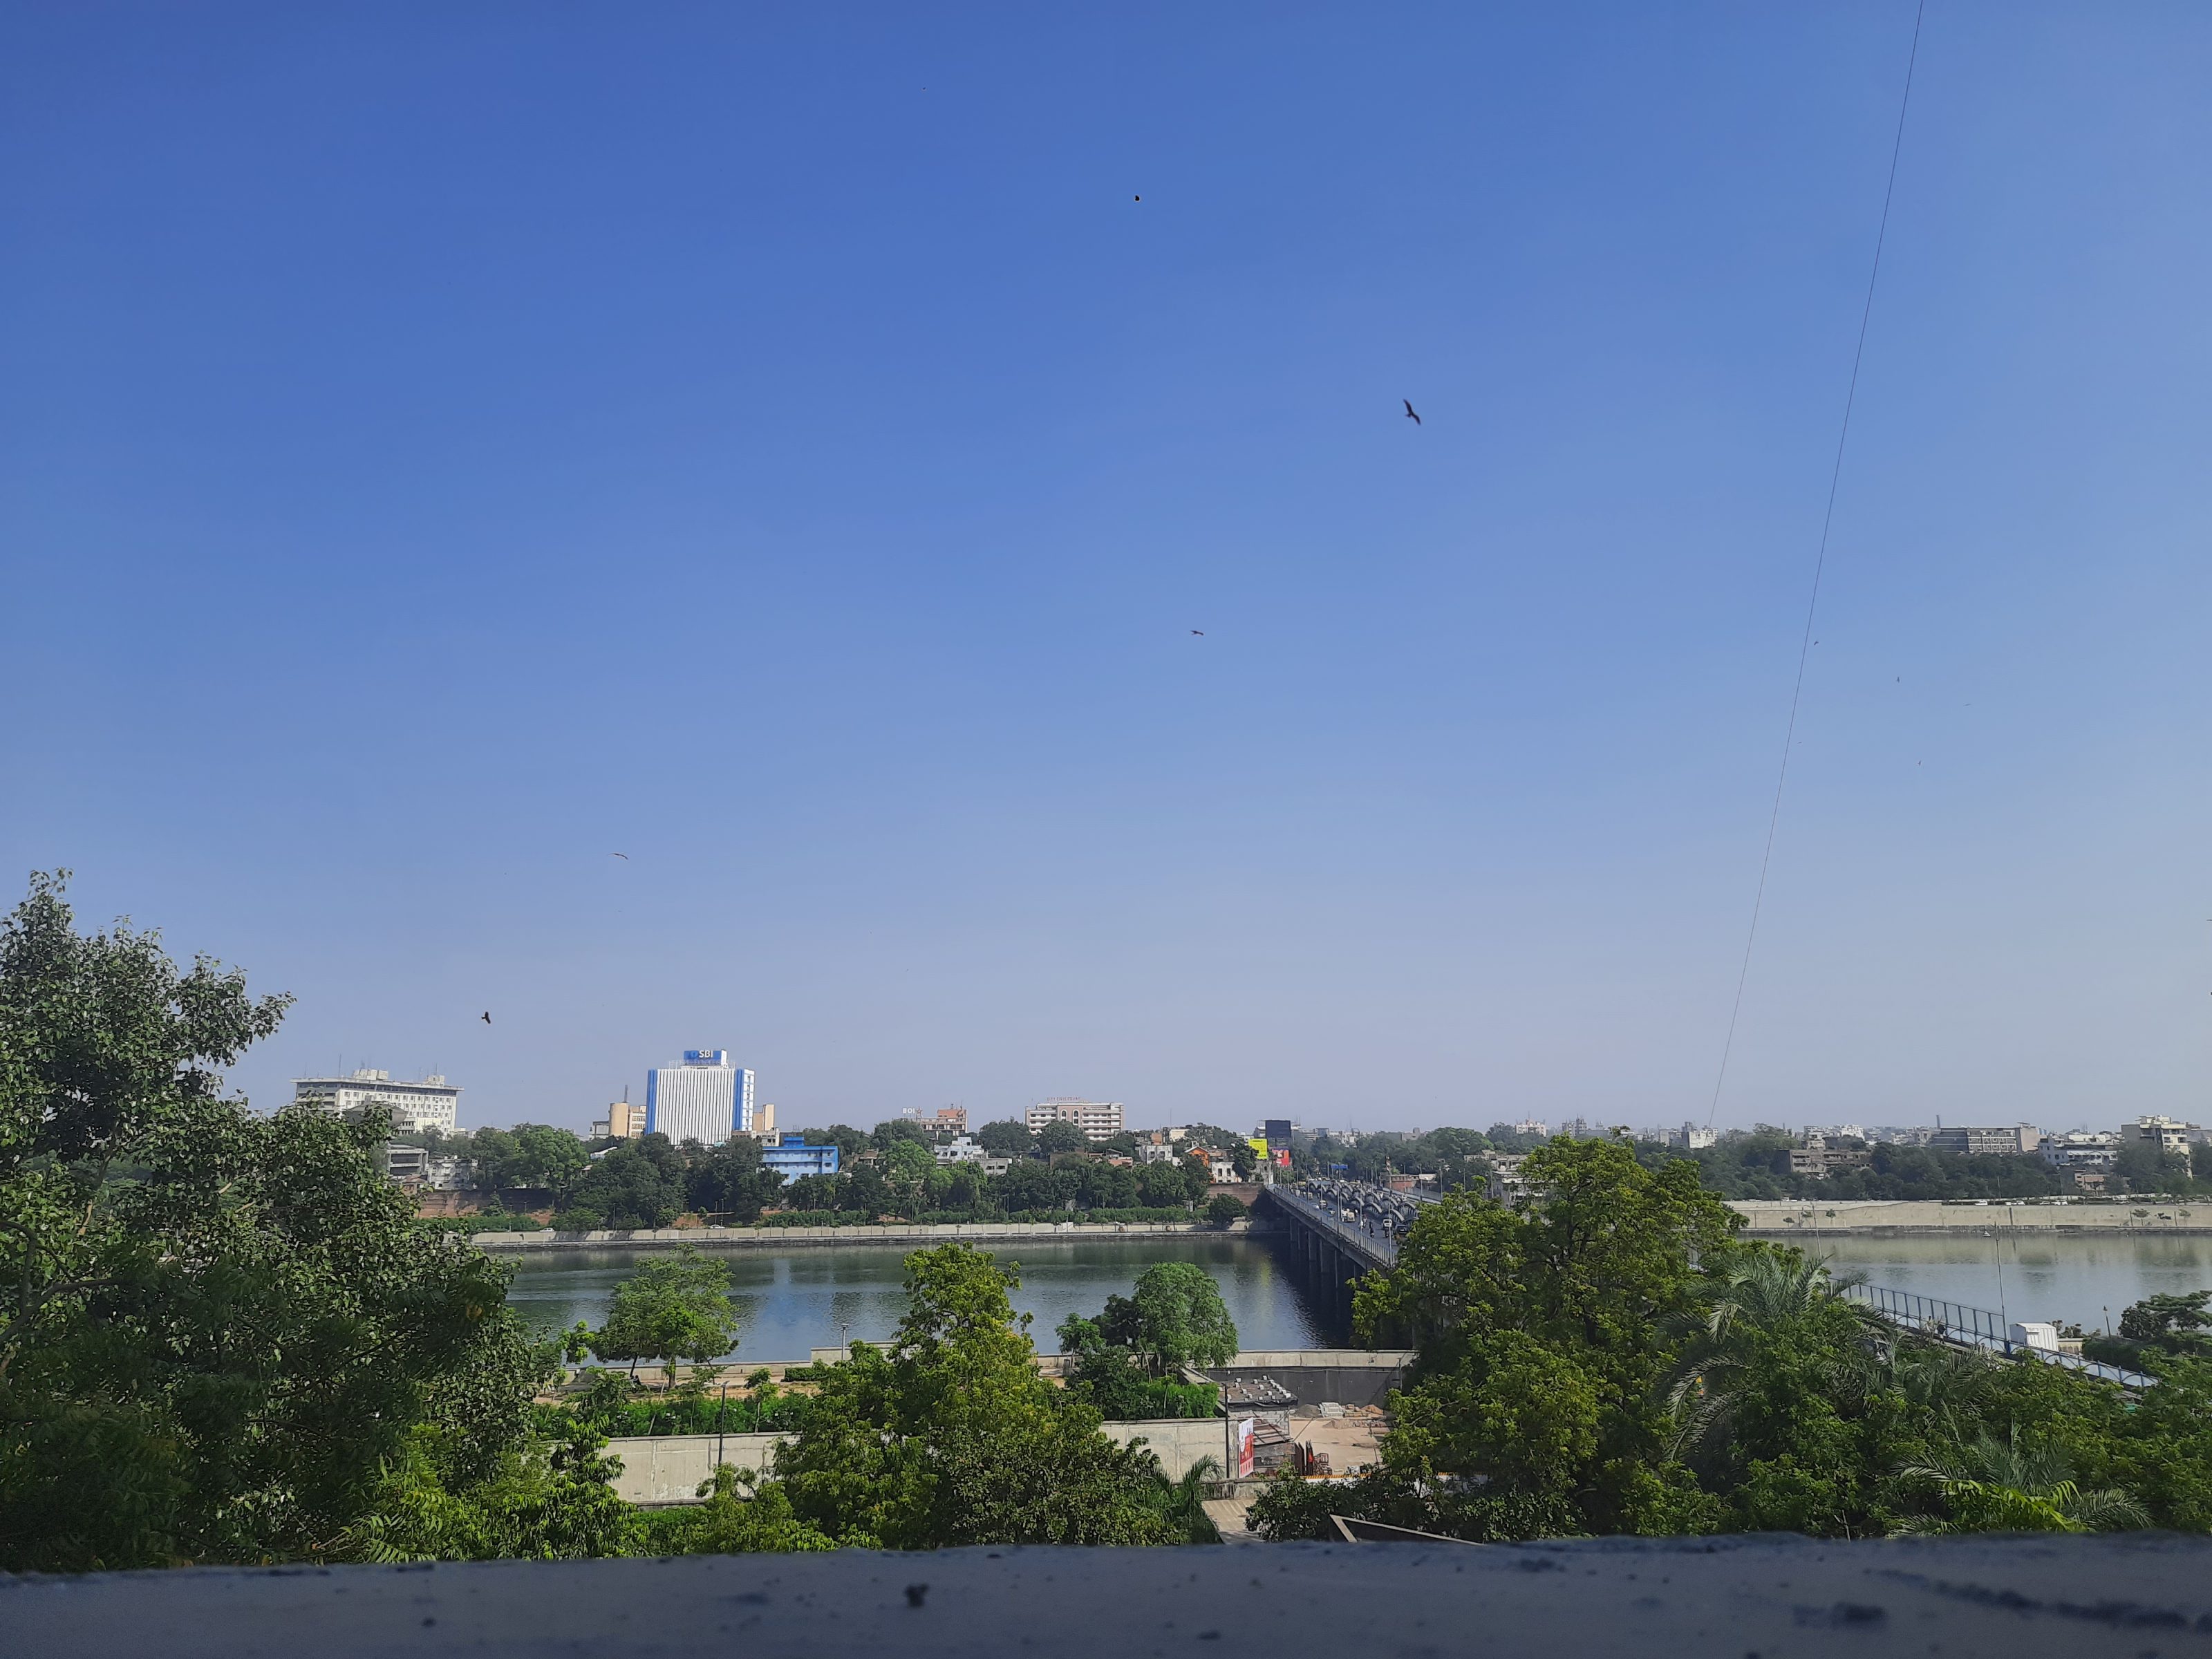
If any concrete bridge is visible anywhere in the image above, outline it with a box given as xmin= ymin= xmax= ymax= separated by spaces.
xmin=1257 ymin=1186 xmax=1398 ymax=1287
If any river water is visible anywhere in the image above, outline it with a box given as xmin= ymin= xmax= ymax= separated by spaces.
xmin=498 ymin=1231 xmax=2212 ymax=1359
xmin=503 ymin=1235 xmax=1348 ymax=1362
xmin=1817 ymin=1232 xmax=2212 ymax=1336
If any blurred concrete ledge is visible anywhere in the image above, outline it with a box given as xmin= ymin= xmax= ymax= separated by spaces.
xmin=10 ymin=1535 xmax=2212 ymax=1659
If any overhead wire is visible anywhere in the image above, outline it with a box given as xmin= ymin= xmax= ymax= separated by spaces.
xmin=1707 ymin=0 xmax=1928 ymax=1126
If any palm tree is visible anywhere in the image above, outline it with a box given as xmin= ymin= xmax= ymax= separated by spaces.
xmin=1895 ymin=1430 xmax=2145 ymax=1535
xmin=1888 ymin=1338 xmax=1998 ymax=1445
xmin=1146 ymin=1456 xmax=1224 ymax=1544
xmin=1665 ymin=1250 xmax=1883 ymax=1459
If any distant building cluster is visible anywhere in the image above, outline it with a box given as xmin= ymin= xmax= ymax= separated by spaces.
xmin=1644 ymin=1114 xmax=2208 ymax=1196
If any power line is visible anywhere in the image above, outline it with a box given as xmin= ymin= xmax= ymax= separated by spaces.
xmin=1707 ymin=0 xmax=1927 ymax=1127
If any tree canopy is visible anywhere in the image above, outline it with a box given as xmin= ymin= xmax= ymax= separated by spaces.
xmin=0 ymin=873 xmax=570 ymax=1571
xmin=769 ymin=1244 xmax=1170 ymax=1546
xmin=590 ymin=1244 xmax=740 ymax=1376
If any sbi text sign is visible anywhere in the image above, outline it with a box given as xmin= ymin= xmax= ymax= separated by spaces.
xmin=682 ymin=1049 xmax=730 ymax=1066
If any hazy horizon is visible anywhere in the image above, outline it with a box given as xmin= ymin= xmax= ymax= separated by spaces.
xmin=6 ymin=5 xmax=2209 ymax=1138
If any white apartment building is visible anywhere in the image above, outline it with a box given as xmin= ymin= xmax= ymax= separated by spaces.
xmin=1671 ymin=1123 xmax=1718 ymax=1151
xmin=2043 ymin=1132 xmax=2120 ymax=1171
xmin=1026 ymin=1098 xmax=1124 ymax=1142
xmin=2130 ymin=1116 xmax=2201 ymax=1155
xmin=292 ymin=1069 xmax=460 ymax=1134
xmin=935 ymin=1136 xmax=986 ymax=1165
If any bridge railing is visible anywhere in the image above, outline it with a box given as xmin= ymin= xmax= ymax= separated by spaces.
xmin=1840 ymin=1282 xmax=2150 ymax=1389
xmin=1265 ymin=1188 xmax=1398 ymax=1266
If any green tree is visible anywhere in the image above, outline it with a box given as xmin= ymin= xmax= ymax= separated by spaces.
xmin=771 ymin=1244 xmax=1170 ymax=1546
xmin=975 ymin=1118 xmax=1036 ymax=1156
xmin=509 ymin=1124 xmax=590 ymax=1198
xmin=648 ymin=1463 xmax=837 ymax=1553
xmin=686 ymin=1136 xmax=784 ymax=1221
xmin=1895 ymin=1430 xmax=2146 ymax=1535
xmin=1348 ymin=1136 xmax=1738 ymax=1539
xmin=806 ymin=1125 xmax=870 ymax=1162
xmin=590 ymin=1245 xmax=739 ymax=1380
xmin=560 ymin=1136 xmax=686 ymax=1229
xmin=1204 ymin=1192 xmax=1248 ymax=1228
xmin=1125 ymin=1262 xmax=1238 ymax=1372
xmin=1035 ymin=1120 xmax=1090 ymax=1156
xmin=2118 ymin=1291 xmax=2212 ymax=1357
xmin=0 ymin=873 xmax=559 ymax=1571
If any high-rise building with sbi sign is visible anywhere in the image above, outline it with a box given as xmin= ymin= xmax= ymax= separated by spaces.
xmin=644 ymin=1049 xmax=756 ymax=1145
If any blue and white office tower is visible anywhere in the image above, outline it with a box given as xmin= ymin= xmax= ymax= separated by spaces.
xmin=644 ymin=1049 xmax=756 ymax=1145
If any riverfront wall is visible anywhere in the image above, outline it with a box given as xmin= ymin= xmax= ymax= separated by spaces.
xmin=471 ymin=1219 xmax=1257 ymax=1251
xmin=606 ymin=1418 xmax=1240 ymax=1503
xmin=1731 ymin=1199 xmax=2212 ymax=1235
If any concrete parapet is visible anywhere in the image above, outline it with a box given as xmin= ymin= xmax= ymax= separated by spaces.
xmin=24 ymin=1535 xmax=2212 ymax=1658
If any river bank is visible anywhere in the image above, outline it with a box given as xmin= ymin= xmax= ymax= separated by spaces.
xmin=471 ymin=1218 xmax=1255 ymax=1251
xmin=1731 ymin=1199 xmax=2212 ymax=1235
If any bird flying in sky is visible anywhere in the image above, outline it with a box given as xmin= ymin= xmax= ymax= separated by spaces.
xmin=480 ymin=1011 xmax=491 ymax=1024
xmin=1190 ymin=629 xmax=1204 ymax=636
xmin=612 ymin=852 xmax=629 ymax=859
xmin=1403 ymin=400 xmax=1421 ymax=424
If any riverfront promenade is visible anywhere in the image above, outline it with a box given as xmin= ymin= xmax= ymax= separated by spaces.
xmin=468 ymin=1218 xmax=1248 ymax=1251
xmin=460 ymin=1197 xmax=2207 ymax=1252
xmin=1732 ymin=1198 xmax=2212 ymax=1235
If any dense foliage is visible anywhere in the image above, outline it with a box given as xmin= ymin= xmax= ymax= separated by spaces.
xmin=0 ymin=874 xmax=597 ymax=1570
xmin=585 ymin=1244 xmax=740 ymax=1376
xmin=1254 ymin=1137 xmax=2209 ymax=1544
xmin=1054 ymin=1261 xmax=1239 ymax=1419
xmin=765 ymin=1244 xmax=1177 ymax=1545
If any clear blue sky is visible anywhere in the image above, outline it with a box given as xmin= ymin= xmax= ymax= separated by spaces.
xmin=5 ymin=4 xmax=2208 ymax=1137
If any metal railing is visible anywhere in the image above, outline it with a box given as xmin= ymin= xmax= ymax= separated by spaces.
xmin=1265 ymin=1189 xmax=1399 ymax=1266
xmin=1841 ymin=1282 xmax=2151 ymax=1389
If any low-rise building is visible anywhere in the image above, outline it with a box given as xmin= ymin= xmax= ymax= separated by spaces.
xmin=1135 ymin=1142 xmax=1179 ymax=1165
xmin=1027 ymin=1098 xmax=1125 ymax=1141
xmin=1671 ymin=1123 xmax=1718 ymax=1151
xmin=294 ymin=1069 xmax=460 ymax=1134
xmin=935 ymin=1136 xmax=986 ymax=1165
xmin=1925 ymin=1125 xmax=2042 ymax=1157
xmin=2042 ymin=1132 xmax=2119 ymax=1171
xmin=1804 ymin=1124 xmax=1868 ymax=1144
xmin=760 ymin=1134 xmax=840 ymax=1181
xmin=1206 ymin=1154 xmax=1239 ymax=1185
xmin=1788 ymin=1136 xmax=1868 ymax=1179
xmin=384 ymin=1145 xmax=471 ymax=1190
xmin=1486 ymin=1154 xmax=1531 ymax=1206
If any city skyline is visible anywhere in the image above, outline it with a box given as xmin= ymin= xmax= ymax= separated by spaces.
xmin=7 ymin=6 xmax=2211 ymax=1136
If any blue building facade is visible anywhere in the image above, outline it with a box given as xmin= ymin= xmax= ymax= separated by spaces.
xmin=760 ymin=1134 xmax=841 ymax=1181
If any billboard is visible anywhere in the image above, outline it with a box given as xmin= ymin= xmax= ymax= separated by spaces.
xmin=1236 ymin=1418 xmax=1256 ymax=1479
